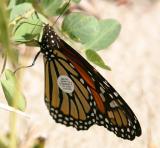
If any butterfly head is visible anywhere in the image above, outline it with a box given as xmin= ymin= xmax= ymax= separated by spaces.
xmin=40 ymin=24 xmax=60 ymax=56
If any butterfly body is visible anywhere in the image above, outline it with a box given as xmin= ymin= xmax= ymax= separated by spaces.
xmin=39 ymin=24 xmax=141 ymax=140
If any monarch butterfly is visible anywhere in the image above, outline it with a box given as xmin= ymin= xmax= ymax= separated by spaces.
xmin=36 ymin=24 xmax=141 ymax=140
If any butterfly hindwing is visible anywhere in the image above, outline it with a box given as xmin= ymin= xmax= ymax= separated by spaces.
xmin=58 ymin=37 xmax=141 ymax=140
xmin=39 ymin=24 xmax=141 ymax=140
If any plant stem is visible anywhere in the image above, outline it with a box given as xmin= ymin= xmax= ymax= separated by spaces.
xmin=9 ymin=111 xmax=17 ymax=148
xmin=0 ymin=0 xmax=17 ymax=147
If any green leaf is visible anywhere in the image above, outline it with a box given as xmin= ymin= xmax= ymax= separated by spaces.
xmin=62 ymin=13 xmax=121 ymax=51
xmin=85 ymin=19 xmax=121 ymax=50
xmin=13 ymin=12 xmax=44 ymax=43
xmin=56 ymin=1 xmax=71 ymax=15
xmin=15 ymin=0 xmax=36 ymax=5
xmin=8 ymin=0 xmax=16 ymax=9
xmin=85 ymin=49 xmax=111 ymax=70
xmin=72 ymin=0 xmax=81 ymax=3
xmin=62 ymin=12 xmax=100 ymax=43
xmin=10 ymin=3 xmax=34 ymax=22
xmin=1 ymin=69 xmax=26 ymax=111
xmin=41 ymin=0 xmax=63 ymax=16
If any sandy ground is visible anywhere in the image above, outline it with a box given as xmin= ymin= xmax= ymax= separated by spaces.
xmin=1 ymin=0 xmax=160 ymax=148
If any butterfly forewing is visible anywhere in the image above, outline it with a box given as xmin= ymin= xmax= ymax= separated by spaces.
xmin=39 ymin=24 xmax=141 ymax=140
xmin=41 ymin=25 xmax=97 ymax=130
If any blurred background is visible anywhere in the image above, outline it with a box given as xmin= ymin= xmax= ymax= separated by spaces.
xmin=0 ymin=0 xmax=160 ymax=147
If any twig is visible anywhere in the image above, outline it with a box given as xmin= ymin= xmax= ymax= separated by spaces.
xmin=0 ymin=102 xmax=30 ymax=119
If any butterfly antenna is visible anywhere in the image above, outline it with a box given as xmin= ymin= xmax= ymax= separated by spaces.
xmin=53 ymin=0 xmax=71 ymax=25
xmin=14 ymin=51 xmax=41 ymax=74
